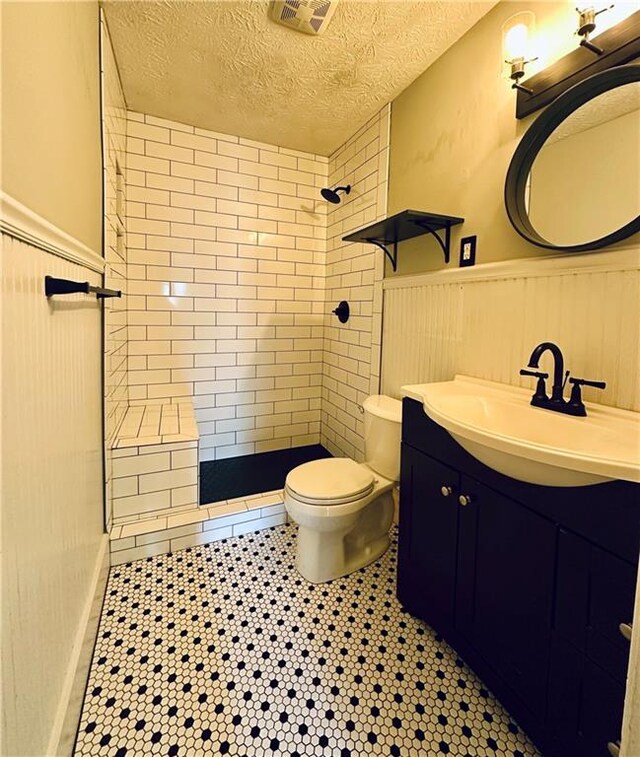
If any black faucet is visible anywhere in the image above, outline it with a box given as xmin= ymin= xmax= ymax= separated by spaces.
xmin=519 ymin=342 xmax=606 ymax=416
xmin=526 ymin=341 xmax=567 ymax=404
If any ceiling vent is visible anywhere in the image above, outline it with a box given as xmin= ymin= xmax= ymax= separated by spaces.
xmin=269 ymin=0 xmax=339 ymax=36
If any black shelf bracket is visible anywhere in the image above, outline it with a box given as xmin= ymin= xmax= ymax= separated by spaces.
xmin=411 ymin=220 xmax=453 ymax=264
xmin=45 ymin=276 xmax=122 ymax=299
xmin=342 ymin=210 xmax=464 ymax=270
xmin=367 ymin=239 xmax=398 ymax=272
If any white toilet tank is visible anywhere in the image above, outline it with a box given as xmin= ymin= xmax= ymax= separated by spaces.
xmin=362 ymin=395 xmax=402 ymax=481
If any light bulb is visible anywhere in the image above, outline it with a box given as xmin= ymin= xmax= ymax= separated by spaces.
xmin=505 ymin=22 xmax=529 ymax=61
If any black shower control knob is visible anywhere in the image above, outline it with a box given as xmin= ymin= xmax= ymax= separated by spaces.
xmin=332 ymin=301 xmax=350 ymax=323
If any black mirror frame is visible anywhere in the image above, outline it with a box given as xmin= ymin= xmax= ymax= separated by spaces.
xmin=504 ymin=63 xmax=640 ymax=252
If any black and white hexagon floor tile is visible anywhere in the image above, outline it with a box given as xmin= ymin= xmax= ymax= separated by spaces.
xmin=74 ymin=525 xmax=541 ymax=757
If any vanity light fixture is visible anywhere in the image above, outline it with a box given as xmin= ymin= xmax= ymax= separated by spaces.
xmin=503 ymin=14 xmax=538 ymax=95
xmin=512 ymin=8 xmax=640 ymax=118
xmin=576 ymin=4 xmax=615 ymax=55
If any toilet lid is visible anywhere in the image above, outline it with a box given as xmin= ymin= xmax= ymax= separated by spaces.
xmin=285 ymin=458 xmax=374 ymax=505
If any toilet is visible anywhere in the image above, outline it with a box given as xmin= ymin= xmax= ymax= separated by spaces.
xmin=284 ymin=395 xmax=402 ymax=584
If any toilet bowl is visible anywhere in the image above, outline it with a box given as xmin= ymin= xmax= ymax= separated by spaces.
xmin=284 ymin=395 xmax=402 ymax=584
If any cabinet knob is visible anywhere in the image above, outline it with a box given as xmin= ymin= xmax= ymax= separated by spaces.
xmin=458 ymin=494 xmax=473 ymax=507
xmin=619 ymin=622 xmax=632 ymax=642
xmin=607 ymin=740 xmax=621 ymax=757
xmin=441 ymin=485 xmax=454 ymax=497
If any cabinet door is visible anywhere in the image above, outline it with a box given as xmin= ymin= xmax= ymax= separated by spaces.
xmin=588 ymin=546 xmax=637 ymax=683
xmin=580 ymin=658 xmax=626 ymax=757
xmin=548 ymin=635 xmax=626 ymax=757
xmin=455 ymin=476 xmax=556 ymax=718
xmin=555 ymin=530 xmax=636 ymax=684
xmin=398 ymin=445 xmax=459 ymax=633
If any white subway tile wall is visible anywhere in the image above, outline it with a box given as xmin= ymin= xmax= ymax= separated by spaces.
xmin=321 ymin=105 xmax=391 ymax=460
xmin=111 ymin=439 xmax=199 ymax=522
xmin=113 ymin=442 xmax=198 ymax=526
xmin=124 ymin=112 xmax=329 ymax=461
xmin=109 ymin=493 xmax=287 ymax=565
xmin=103 ymin=22 xmax=128 ymax=530
xmin=110 ymin=396 xmax=200 ymax=523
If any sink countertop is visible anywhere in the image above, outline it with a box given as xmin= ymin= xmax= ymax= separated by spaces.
xmin=401 ymin=375 xmax=640 ymax=486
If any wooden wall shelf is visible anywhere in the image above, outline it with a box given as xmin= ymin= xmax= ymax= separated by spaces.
xmin=342 ymin=209 xmax=464 ymax=270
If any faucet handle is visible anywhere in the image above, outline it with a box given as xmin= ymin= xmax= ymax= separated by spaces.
xmin=567 ymin=377 xmax=606 ymax=416
xmin=520 ymin=369 xmax=549 ymax=402
xmin=519 ymin=369 xmax=548 ymax=379
xmin=568 ymin=377 xmax=606 ymax=390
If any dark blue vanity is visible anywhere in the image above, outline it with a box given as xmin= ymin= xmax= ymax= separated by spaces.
xmin=398 ymin=397 xmax=639 ymax=757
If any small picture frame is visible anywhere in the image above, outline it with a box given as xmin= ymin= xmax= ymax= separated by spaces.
xmin=459 ymin=235 xmax=477 ymax=267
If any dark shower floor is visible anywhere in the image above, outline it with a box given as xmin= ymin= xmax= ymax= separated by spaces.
xmin=199 ymin=444 xmax=332 ymax=504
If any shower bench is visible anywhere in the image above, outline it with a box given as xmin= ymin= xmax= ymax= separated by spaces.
xmin=107 ymin=399 xmax=286 ymax=565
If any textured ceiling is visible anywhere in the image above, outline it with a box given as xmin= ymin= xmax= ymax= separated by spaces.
xmin=102 ymin=0 xmax=496 ymax=155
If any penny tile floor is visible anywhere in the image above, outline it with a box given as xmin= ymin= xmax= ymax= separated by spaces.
xmin=74 ymin=525 xmax=540 ymax=757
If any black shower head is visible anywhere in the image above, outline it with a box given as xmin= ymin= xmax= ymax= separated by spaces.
xmin=321 ymin=184 xmax=351 ymax=204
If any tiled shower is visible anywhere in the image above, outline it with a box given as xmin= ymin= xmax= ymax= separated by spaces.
xmin=102 ymin=5 xmax=392 ymax=566
xmin=117 ymin=107 xmax=388 ymax=462
xmin=123 ymin=111 xmax=329 ymax=459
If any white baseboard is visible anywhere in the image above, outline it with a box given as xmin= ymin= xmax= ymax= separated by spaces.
xmin=47 ymin=535 xmax=110 ymax=757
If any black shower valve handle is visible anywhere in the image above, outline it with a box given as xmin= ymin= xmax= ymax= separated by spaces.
xmin=332 ymin=300 xmax=350 ymax=324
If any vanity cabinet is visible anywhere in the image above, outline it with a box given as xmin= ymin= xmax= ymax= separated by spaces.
xmin=455 ymin=475 xmax=556 ymax=721
xmin=398 ymin=397 xmax=639 ymax=757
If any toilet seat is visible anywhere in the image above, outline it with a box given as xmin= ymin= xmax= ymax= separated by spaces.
xmin=285 ymin=458 xmax=375 ymax=506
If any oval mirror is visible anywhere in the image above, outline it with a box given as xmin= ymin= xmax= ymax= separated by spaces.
xmin=505 ymin=64 xmax=640 ymax=252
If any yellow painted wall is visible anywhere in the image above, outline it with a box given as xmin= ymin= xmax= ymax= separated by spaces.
xmin=387 ymin=1 xmax=638 ymax=275
xmin=1 ymin=1 xmax=102 ymax=253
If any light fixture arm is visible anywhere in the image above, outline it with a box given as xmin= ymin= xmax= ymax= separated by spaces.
xmin=580 ymin=36 xmax=605 ymax=55
xmin=512 ymin=81 xmax=535 ymax=95
xmin=576 ymin=5 xmax=615 ymax=55
xmin=506 ymin=56 xmax=539 ymax=95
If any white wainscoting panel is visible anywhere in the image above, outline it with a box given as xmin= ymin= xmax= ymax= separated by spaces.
xmin=382 ymin=248 xmax=640 ymax=411
xmin=1 ymin=233 xmax=105 ymax=757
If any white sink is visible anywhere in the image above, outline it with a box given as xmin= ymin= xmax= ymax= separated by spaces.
xmin=402 ymin=375 xmax=640 ymax=487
